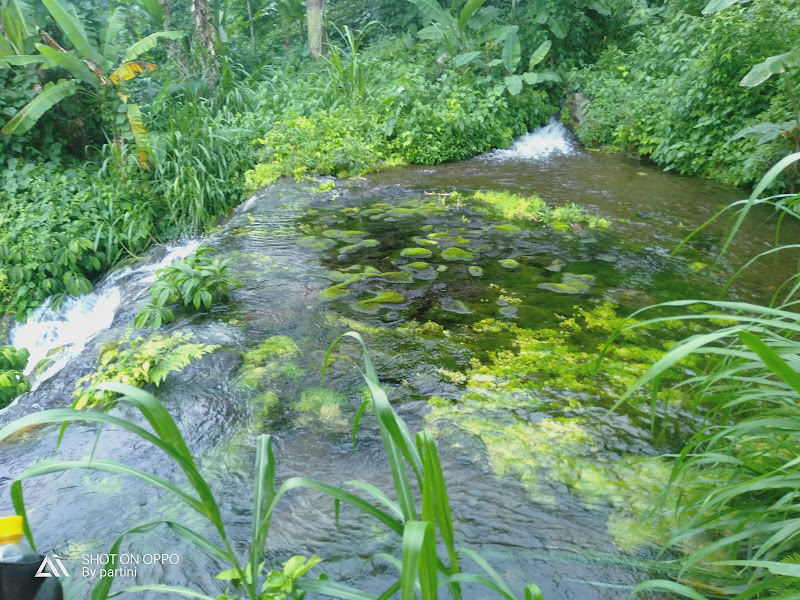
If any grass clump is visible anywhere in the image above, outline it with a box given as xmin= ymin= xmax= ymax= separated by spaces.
xmin=0 ymin=345 xmax=30 ymax=408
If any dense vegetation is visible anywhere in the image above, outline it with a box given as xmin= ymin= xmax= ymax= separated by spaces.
xmin=2 ymin=0 xmax=800 ymax=598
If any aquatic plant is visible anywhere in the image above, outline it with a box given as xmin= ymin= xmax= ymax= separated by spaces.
xmin=0 ymin=334 xmax=544 ymax=599
xmin=72 ymin=332 xmax=219 ymax=409
xmin=0 ymin=344 xmax=30 ymax=408
xmin=135 ymin=246 xmax=239 ymax=329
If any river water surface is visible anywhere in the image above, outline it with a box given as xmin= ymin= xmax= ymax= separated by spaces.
xmin=1 ymin=122 xmax=794 ymax=600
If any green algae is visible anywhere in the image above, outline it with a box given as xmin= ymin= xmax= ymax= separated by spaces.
xmin=400 ymin=247 xmax=433 ymax=258
xmin=298 ymin=236 xmax=337 ymax=251
xmin=468 ymin=266 xmax=484 ymax=277
xmin=427 ymin=231 xmax=450 ymax=240
xmin=318 ymin=284 xmax=350 ymax=300
xmin=238 ymin=335 xmax=303 ymax=389
xmin=411 ymin=236 xmax=438 ymax=246
xmin=537 ymin=273 xmax=595 ymax=294
xmin=354 ymin=290 xmax=406 ymax=312
xmin=441 ymin=247 xmax=474 ymax=261
xmin=376 ymin=271 xmax=413 ymax=283
xmin=499 ymin=258 xmax=519 ymax=269
xmin=338 ymin=239 xmax=379 ymax=255
xmin=253 ymin=390 xmax=280 ymax=419
xmin=493 ymin=224 xmax=522 ymax=234
xmin=403 ymin=261 xmax=430 ymax=270
xmin=322 ymin=229 xmax=365 ymax=239
xmin=440 ymin=299 xmax=472 ymax=314
xmin=454 ymin=236 xmax=471 ymax=245
xmin=294 ymin=386 xmax=348 ymax=412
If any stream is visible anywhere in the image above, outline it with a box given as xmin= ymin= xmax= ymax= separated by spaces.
xmin=1 ymin=121 xmax=795 ymax=600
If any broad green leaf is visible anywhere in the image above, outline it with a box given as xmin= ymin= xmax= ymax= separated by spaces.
xmin=454 ymin=51 xmax=480 ymax=68
xmin=738 ymin=331 xmax=800 ymax=395
xmin=504 ymin=74 xmax=522 ymax=95
xmin=1 ymin=0 xmax=34 ymax=54
xmin=101 ymin=7 xmax=127 ymax=66
xmin=122 ymin=30 xmax=183 ymax=62
xmin=502 ymin=28 xmax=520 ymax=73
xmin=586 ymin=0 xmax=610 ymax=15
xmin=35 ymin=44 xmax=98 ymax=86
xmin=547 ymin=16 xmax=566 ymax=39
xmin=41 ymin=0 xmax=104 ymax=64
xmin=457 ymin=0 xmax=487 ymax=33
xmin=528 ymin=39 xmax=551 ymax=69
xmin=521 ymin=72 xmax=538 ymax=85
xmin=631 ymin=580 xmax=709 ymax=599
xmin=406 ymin=0 xmax=451 ymax=26
xmin=0 ymin=54 xmax=47 ymax=66
xmin=1 ymin=79 xmax=80 ymax=134
xmin=416 ymin=24 xmax=446 ymax=43
xmin=702 ymin=0 xmax=740 ymax=14
xmin=401 ymin=521 xmax=437 ymax=600
xmin=740 ymin=49 xmax=800 ymax=87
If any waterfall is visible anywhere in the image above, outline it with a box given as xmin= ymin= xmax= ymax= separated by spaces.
xmin=8 ymin=240 xmax=200 ymax=393
xmin=487 ymin=117 xmax=577 ymax=160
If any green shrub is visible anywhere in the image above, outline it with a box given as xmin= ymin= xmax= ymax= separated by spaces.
xmin=72 ymin=331 xmax=219 ymax=409
xmin=0 ymin=345 xmax=30 ymax=408
xmin=135 ymin=246 xmax=239 ymax=329
xmin=576 ymin=0 xmax=800 ymax=187
xmin=0 ymin=163 xmax=156 ymax=318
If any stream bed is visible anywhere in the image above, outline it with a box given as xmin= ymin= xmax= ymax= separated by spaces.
xmin=1 ymin=123 xmax=794 ymax=599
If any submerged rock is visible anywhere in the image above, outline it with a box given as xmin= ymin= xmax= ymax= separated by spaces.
xmin=537 ymin=273 xmax=595 ymax=294
xmin=499 ymin=259 xmax=520 ymax=269
xmin=441 ymin=298 xmax=472 ymax=314
xmin=353 ymin=290 xmax=407 ymax=312
xmin=468 ymin=266 xmax=484 ymax=277
xmin=441 ymin=247 xmax=474 ymax=261
xmin=400 ymin=247 xmax=433 ymax=258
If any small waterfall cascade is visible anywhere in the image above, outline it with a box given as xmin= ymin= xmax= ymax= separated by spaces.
xmin=488 ymin=117 xmax=577 ymax=160
xmin=8 ymin=240 xmax=201 ymax=392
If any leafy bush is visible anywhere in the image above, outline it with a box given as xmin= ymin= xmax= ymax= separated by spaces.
xmin=0 ymin=345 xmax=30 ymax=408
xmin=0 ymin=163 xmax=156 ymax=318
xmin=135 ymin=246 xmax=239 ymax=329
xmin=72 ymin=331 xmax=219 ymax=409
xmin=576 ymin=0 xmax=800 ymax=187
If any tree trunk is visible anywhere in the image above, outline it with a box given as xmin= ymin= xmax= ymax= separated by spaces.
xmin=306 ymin=0 xmax=325 ymax=59
xmin=245 ymin=0 xmax=255 ymax=53
xmin=191 ymin=0 xmax=219 ymax=79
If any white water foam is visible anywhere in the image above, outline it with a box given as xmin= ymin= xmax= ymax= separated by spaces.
xmin=487 ymin=118 xmax=576 ymax=160
xmin=8 ymin=240 xmax=200 ymax=393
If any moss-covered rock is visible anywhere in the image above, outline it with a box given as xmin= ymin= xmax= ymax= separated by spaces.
xmin=441 ymin=247 xmax=474 ymax=261
xmin=468 ymin=266 xmax=484 ymax=277
xmin=537 ymin=273 xmax=595 ymax=294
xmin=499 ymin=258 xmax=519 ymax=269
xmin=354 ymin=290 xmax=407 ymax=312
xmin=400 ymin=247 xmax=433 ymax=258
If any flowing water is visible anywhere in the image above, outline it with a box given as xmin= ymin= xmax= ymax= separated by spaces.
xmin=1 ymin=122 xmax=795 ymax=600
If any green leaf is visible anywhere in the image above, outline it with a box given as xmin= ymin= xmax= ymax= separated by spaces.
xmin=501 ymin=28 xmax=520 ymax=73
xmin=1 ymin=79 xmax=80 ymax=134
xmin=35 ymin=44 xmax=98 ymax=86
xmin=41 ymin=0 xmax=104 ymax=64
xmin=406 ymin=0 xmax=452 ymax=26
xmin=630 ymin=580 xmax=709 ymax=599
xmin=738 ymin=331 xmax=800 ymax=395
xmin=101 ymin=7 xmax=127 ymax=66
xmin=295 ymin=578 xmax=378 ymax=600
xmin=547 ymin=16 xmax=566 ymax=39
xmin=401 ymin=521 xmax=437 ymax=600
xmin=528 ymin=39 xmax=551 ymax=69
xmin=457 ymin=0 xmax=488 ymax=33
xmin=521 ymin=72 xmax=538 ymax=85
xmin=1 ymin=0 xmax=34 ymax=54
xmin=0 ymin=54 xmax=47 ymax=66
xmin=122 ymin=30 xmax=183 ymax=62
xmin=107 ymin=585 xmax=217 ymax=599
xmin=504 ymin=74 xmax=522 ymax=95
xmin=702 ymin=0 xmax=740 ymax=14
xmin=453 ymin=51 xmax=480 ymax=68
xmin=740 ymin=49 xmax=800 ymax=87
xmin=250 ymin=434 xmax=276 ymax=589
